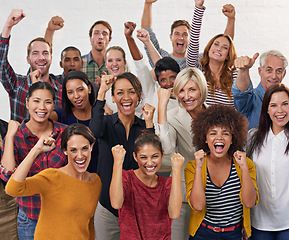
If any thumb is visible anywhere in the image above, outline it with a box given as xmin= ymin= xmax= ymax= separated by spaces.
xmin=251 ymin=52 xmax=259 ymax=64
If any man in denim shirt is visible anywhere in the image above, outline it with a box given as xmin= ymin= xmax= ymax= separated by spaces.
xmin=232 ymin=50 xmax=288 ymax=129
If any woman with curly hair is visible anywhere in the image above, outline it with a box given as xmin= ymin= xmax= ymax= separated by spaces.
xmin=186 ymin=0 xmax=237 ymax=106
xmin=185 ymin=104 xmax=258 ymax=239
xmin=247 ymin=84 xmax=289 ymax=239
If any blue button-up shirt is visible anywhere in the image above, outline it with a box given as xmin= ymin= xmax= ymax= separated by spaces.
xmin=232 ymin=81 xmax=265 ymax=129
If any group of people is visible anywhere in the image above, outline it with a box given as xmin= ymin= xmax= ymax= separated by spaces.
xmin=0 ymin=0 xmax=288 ymax=240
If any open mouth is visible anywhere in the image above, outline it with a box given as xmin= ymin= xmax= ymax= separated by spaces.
xmin=121 ymin=102 xmax=132 ymax=111
xmin=177 ymin=43 xmax=184 ymax=47
xmin=214 ymin=143 xmax=225 ymax=153
xmin=75 ymin=100 xmax=83 ymax=106
xmin=275 ymin=115 xmax=286 ymax=121
xmin=36 ymin=112 xmax=47 ymax=117
xmin=75 ymin=159 xmax=87 ymax=168
xmin=144 ymin=166 xmax=157 ymax=172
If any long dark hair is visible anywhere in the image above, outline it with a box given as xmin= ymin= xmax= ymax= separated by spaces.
xmin=247 ymin=84 xmax=289 ymax=157
xmin=62 ymin=70 xmax=95 ymax=117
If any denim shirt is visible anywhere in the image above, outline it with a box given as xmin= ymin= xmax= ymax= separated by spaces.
xmin=232 ymin=81 xmax=265 ymax=129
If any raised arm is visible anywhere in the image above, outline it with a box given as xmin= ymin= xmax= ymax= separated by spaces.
xmin=142 ymin=103 xmax=155 ymax=129
xmin=124 ymin=22 xmax=143 ymax=61
xmin=110 ymin=145 xmax=126 ymax=209
xmin=222 ymin=4 xmax=235 ymax=40
xmin=234 ymin=151 xmax=258 ymax=208
xmin=141 ymin=0 xmax=158 ymax=28
xmin=187 ymin=150 xmax=206 ymax=211
xmin=168 ymin=153 xmax=184 ymax=219
xmin=186 ymin=0 xmax=205 ymax=68
xmin=44 ymin=16 xmax=64 ymax=45
xmin=137 ymin=28 xmax=161 ymax=65
xmin=90 ymin=74 xmax=115 ymax=137
xmin=2 ymin=9 xmax=26 ymax=38
xmin=1 ymin=120 xmax=20 ymax=171
xmin=11 ymin=136 xmax=55 ymax=182
xmin=234 ymin=53 xmax=259 ymax=92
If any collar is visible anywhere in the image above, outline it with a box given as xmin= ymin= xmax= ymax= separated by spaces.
xmin=20 ymin=118 xmax=60 ymax=139
xmin=267 ymin=127 xmax=287 ymax=141
xmin=87 ymin=51 xmax=105 ymax=67
xmin=111 ymin=113 xmax=142 ymax=127
xmin=256 ymin=82 xmax=266 ymax=96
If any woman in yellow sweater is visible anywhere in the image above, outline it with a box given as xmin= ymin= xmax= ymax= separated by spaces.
xmin=5 ymin=123 xmax=101 ymax=240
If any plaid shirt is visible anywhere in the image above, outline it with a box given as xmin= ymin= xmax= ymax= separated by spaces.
xmin=81 ymin=51 xmax=108 ymax=83
xmin=0 ymin=35 xmax=63 ymax=123
xmin=0 ymin=119 xmax=67 ymax=220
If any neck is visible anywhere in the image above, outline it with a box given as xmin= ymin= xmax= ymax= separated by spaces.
xmin=172 ymin=51 xmax=186 ymax=59
xmin=134 ymin=169 xmax=158 ymax=187
xmin=271 ymin=125 xmax=285 ymax=135
xmin=26 ymin=119 xmax=52 ymax=137
xmin=72 ymin=105 xmax=92 ymax=120
xmin=188 ymin=104 xmax=205 ymax=119
xmin=60 ymin=164 xmax=88 ymax=181
xmin=118 ymin=112 xmax=135 ymax=139
xmin=39 ymin=73 xmax=51 ymax=84
xmin=208 ymin=60 xmax=224 ymax=85
xmin=91 ymin=48 xmax=105 ymax=66
xmin=207 ymin=153 xmax=231 ymax=165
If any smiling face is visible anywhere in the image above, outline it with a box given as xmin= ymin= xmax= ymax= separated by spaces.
xmin=26 ymin=89 xmax=54 ymax=124
xmin=208 ymin=36 xmax=230 ymax=63
xmin=170 ymin=25 xmax=189 ymax=58
xmin=90 ymin=24 xmax=111 ymax=53
xmin=177 ymin=79 xmax=202 ymax=115
xmin=105 ymin=49 xmax=126 ymax=77
xmin=27 ymin=41 xmax=52 ymax=77
xmin=64 ymin=134 xmax=93 ymax=174
xmin=133 ymin=144 xmax=163 ymax=177
xmin=60 ymin=50 xmax=83 ymax=76
xmin=259 ymin=55 xmax=286 ymax=90
xmin=268 ymin=91 xmax=289 ymax=134
xmin=112 ymin=78 xmax=139 ymax=117
xmin=206 ymin=126 xmax=232 ymax=159
xmin=66 ymin=79 xmax=91 ymax=110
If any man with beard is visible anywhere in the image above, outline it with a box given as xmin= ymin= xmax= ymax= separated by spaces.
xmin=81 ymin=20 xmax=112 ymax=83
xmin=0 ymin=9 xmax=62 ymax=123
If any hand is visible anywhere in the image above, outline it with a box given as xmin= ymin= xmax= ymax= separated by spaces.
xmin=47 ymin=16 xmax=64 ymax=31
xmin=142 ymin=103 xmax=155 ymax=122
xmin=195 ymin=0 xmax=204 ymax=9
xmin=194 ymin=149 xmax=206 ymax=169
xmin=5 ymin=9 xmax=26 ymax=29
xmin=104 ymin=104 xmax=113 ymax=115
xmin=234 ymin=150 xmax=248 ymax=169
xmin=6 ymin=120 xmax=20 ymax=138
xmin=136 ymin=29 xmax=150 ymax=44
xmin=112 ymin=145 xmax=126 ymax=165
xmin=34 ymin=135 xmax=56 ymax=154
xmin=99 ymin=72 xmax=116 ymax=94
xmin=222 ymin=4 xmax=235 ymax=19
xmin=157 ymin=88 xmax=171 ymax=108
xmin=171 ymin=153 xmax=184 ymax=171
xmin=124 ymin=22 xmax=136 ymax=38
xmin=234 ymin=53 xmax=259 ymax=70
xmin=30 ymin=70 xmax=41 ymax=84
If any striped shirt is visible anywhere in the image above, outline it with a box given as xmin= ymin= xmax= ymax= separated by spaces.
xmin=186 ymin=6 xmax=236 ymax=107
xmin=204 ymin=161 xmax=242 ymax=227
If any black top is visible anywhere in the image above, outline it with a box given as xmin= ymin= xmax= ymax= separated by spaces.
xmin=90 ymin=100 xmax=154 ymax=216
xmin=0 ymin=119 xmax=8 ymax=186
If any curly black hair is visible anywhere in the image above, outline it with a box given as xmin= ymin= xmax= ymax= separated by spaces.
xmin=192 ymin=104 xmax=248 ymax=157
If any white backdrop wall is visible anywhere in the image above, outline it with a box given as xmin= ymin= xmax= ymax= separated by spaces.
xmin=0 ymin=0 xmax=289 ymax=121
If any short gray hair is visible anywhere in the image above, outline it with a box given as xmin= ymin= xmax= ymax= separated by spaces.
xmin=259 ymin=50 xmax=288 ymax=69
xmin=173 ymin=67 xmax=208 ymax=107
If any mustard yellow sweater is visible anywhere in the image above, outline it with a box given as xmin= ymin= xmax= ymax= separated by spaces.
xmin=6 ymin=168 xmax=101 ymax=240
